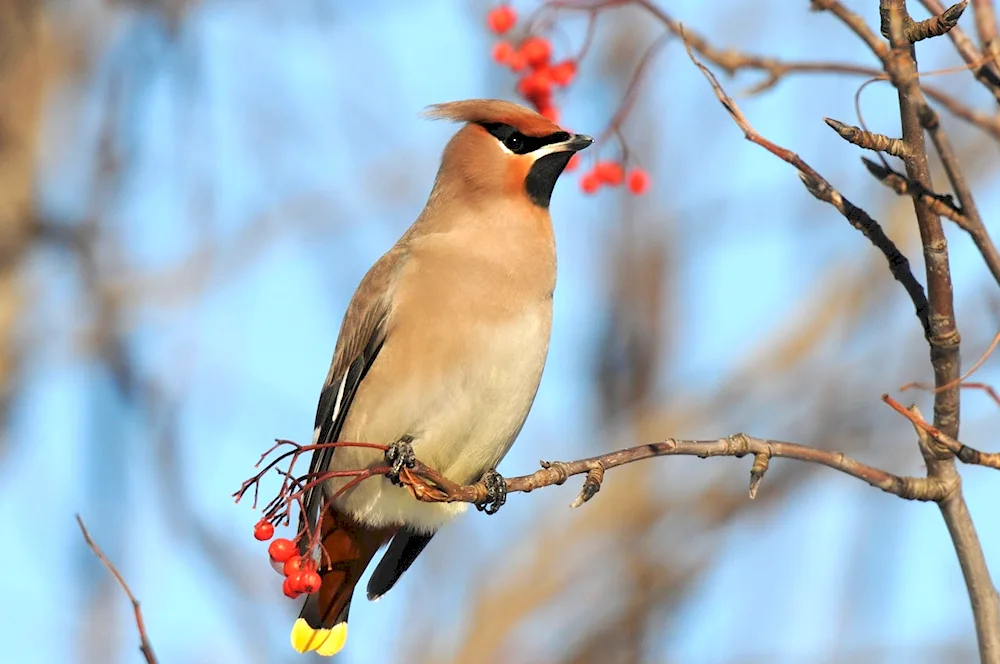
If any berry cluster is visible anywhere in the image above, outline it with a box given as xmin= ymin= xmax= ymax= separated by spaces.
xmin=254 ymin=519 xmax=322 ymax=600
xmin=489 ymin=17 xmax=574 ymax=123
xmin=580 ymin=161 xmax=650 ymax=195
xmin=486 ymin=5 xmax=650 ymax=196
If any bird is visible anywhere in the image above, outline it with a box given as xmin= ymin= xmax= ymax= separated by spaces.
xmin=289 ymin=98 xmax=592 ymax=656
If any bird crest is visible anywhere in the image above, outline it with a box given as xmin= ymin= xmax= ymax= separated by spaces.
xmin=422 ymin=99 xmax=562 ymax=138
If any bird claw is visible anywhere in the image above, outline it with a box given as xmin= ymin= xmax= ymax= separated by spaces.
xmin=476 ymin=469 xmax=507 ymax=515
xmin=385 ymin=436 xmax=416 ymax=485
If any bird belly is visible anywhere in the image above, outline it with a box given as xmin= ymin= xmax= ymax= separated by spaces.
xmin=323 ymin=300 xmax=552 ymax=533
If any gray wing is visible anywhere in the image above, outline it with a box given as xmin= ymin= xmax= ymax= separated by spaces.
xmin=300 ymin=246 xmax=406 ymax=537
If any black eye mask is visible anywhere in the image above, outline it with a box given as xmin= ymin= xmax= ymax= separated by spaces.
xmin=479 ymin=122 xmax=571 ymax=155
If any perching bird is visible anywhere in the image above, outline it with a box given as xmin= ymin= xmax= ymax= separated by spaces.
xmin=290 ymin=99 xmax=592 ymax=656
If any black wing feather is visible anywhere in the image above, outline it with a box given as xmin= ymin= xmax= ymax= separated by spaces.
xmin=300 ymin=313 xmax=388 ymax=538
xmin=366 ymin=529 xmax=436 ymax=601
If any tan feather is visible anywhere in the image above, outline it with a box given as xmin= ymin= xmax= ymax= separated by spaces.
xmin=422 ymin=98 xmax=563 ymax=137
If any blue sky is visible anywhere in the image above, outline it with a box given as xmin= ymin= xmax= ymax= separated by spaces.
xmin=4 ymin=1 xmax=999 ymax=662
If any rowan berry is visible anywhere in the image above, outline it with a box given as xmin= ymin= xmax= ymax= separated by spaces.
xmin=520 ymin=37 xmax=552 ymax=68
xmin=627 ymin=168 xmax=650 ymax=195
xmin=253 ymin=520 xmax=274 ymax=541
xmin=487 ymin=6 xmax=517 ymax=34
xmin=581 ymin=172 xmax=601 ymax=194
xmin=267 ymin=538 xmax=296 ymax=563
xmin=550 ymin=60 xmax=577 ymax=86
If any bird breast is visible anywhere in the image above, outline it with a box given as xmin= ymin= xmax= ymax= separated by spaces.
xmin=325 ymin=226 xmax=555 ymax=532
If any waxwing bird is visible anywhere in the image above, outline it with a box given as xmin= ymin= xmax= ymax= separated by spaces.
xmin=290 ymin=99 xmax=592 ymax=656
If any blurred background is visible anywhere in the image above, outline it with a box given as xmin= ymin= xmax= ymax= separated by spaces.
xmin=1 ymin=0 xmax=999 ymax=662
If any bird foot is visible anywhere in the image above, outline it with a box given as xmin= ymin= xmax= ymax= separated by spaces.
xmin=385 ymin=436 xmax=416 ymax=486
xmin=476 ymin=469 xmax=507 ymax=515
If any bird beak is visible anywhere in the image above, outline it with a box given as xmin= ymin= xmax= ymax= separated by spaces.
xmin=535 ymin=133 xmax=594 ymax=159
xmin=560 ymin=133 xmax=594 ymax=152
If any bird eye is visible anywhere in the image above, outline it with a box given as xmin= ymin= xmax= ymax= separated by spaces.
xmin=505 ymin=134 xmax=524 ymax=152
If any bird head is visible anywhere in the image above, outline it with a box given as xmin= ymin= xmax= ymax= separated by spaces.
xmin=424 ymin=99 xmax=593 ymax=209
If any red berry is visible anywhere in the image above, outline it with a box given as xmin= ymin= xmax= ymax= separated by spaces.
xmin=581 ymin=172 xmax=601 ymax=194
xmin=253 ymin=520 xmax=275 ymax=541
xmin=524 ymin=88 xmax=552 ymax=113
xmin=595 ymin=161 xmax=625 ymax=186
xmin=507 ymin=50 xmax=528 ymax=72
xmin=287 ymin=571 xmax=306 ymax=592
xmin=565 ymin=154 xmax=581 ymax=172
xmin=267 ymin=538 xmax=296 ymax=563
xmin=282 ymin=576 xmax=301 ymax=599
xmin=492 ymin=41 xmax=514 ymax=64
xmin=487 ymin=6 xmax=517 ymax=35
xmin=520 ymin=37 xmax=552 ymax=68
xmin=540 ymin=105 xmax=560 ymax=123
xmin=627 ymin=168 xmax=650 ymax=195
xmin=283 ymin=554 xmax=308 ymax=577
xmin=517 ymin=68 xmax=553 ymax=100
xmin=550 ymin=60 xmax=577 ymax=86
xmin=299 ymin=571 xmax=322 ymax=594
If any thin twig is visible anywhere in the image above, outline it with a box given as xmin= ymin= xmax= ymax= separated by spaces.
xmin=906 ymin=0 xmax=968 ymax=42
xmin=883 ymin=394 xmax=1000 ymax=469
xmin=900 ymin=330 xmax=1000 ymax=394
xmin=920 ymin=0 xmax=1000 ymax=97
xmin=861 ymin=157 xmax=968 ymax=226
xmin=825 ymin=118 xmax=911 ymax=156
xmin=680 ymin=30 xmax=931 ymax=337
xmin=76 ymin=515 xmax=158 ymax=664
xmin=919 ymin=103 xmax=1000 ymax=289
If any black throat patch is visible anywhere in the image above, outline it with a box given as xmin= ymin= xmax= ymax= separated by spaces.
xmin=525 ymin=151 xmax=574 ymax=208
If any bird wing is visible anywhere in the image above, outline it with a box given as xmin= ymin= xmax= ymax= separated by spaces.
xmin=366 ymin=528 xmax=436 ymax=601
xmin=300 ymin=246 xmax=407 ymax=536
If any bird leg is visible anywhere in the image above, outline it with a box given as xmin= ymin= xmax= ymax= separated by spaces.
xmin=385 ymin=435 xmax=416 ymax=485
xmin=476 ymin=469 xmax=507 ymax=515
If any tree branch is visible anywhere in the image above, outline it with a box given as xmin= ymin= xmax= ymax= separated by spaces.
xmin=920 ymin=0 xmax=1000 ymax=97
xmin=680 ymin=31 xmax=931 ymax=337
xmin=76 ymin=515 xmax=158 ymax=664
xmin=401 ymin=433 xmax=952 ymax=507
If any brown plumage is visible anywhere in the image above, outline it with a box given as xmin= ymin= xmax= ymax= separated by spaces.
xmin=290 ymin=99 xmax=592 ymax=656
xmin=423 ymin=98 xmax=563 ymax=137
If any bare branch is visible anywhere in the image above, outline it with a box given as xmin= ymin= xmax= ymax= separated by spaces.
xmin=883 ymin=394 xmax=1000 ymax=469
xmin=76 ymin=515 xmax=158 ymax=664
xmin=905 ymin=0 xmax=968 ymax=42
xmin=900 ymin=330 xmax=1000 ymax=395
xmin=825 ymin=117 xmax=911 ymax=156
xmin=921 ymin=0 xmax=1000 ymax=97
xmin=401 ymin=433 xmax=952 ymax=505
xmin=918 ymin=104 xmax=1000 ymax=289
xmin=680 ymin=31 xmax=931 ymax=337
xmin=861 ymin=157 xmax=968 ymax=226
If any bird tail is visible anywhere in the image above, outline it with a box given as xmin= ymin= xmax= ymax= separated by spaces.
xmin=291 ymin=508 xmax=394 ymax=656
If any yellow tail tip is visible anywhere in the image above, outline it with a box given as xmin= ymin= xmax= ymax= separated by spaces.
xmin=317 ymin=624 xmax=348 ymax=656
xmin=290 ymin=618 xmax=348 ymax=656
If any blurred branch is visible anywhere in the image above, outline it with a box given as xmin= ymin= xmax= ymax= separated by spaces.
xmin=76 ymin=515 xmax=158 ymax=664
xmin=0 ymin=0 xmax=49 ymax=459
